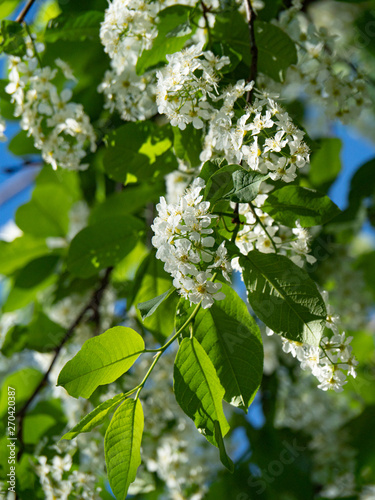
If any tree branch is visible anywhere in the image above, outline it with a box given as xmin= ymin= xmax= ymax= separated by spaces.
xmin=244 ymin=0 xmax=258 ymax=103
xmin=200 ymin=0 xmax=212 ymax=47
xmin=16 ymin=0 xmax=37 ymax=23
xmin=16 ymin=267 xmax=113 ymax=459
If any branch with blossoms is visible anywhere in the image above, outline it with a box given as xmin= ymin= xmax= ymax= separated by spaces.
xmin=0 ymin=0 xmax=371 ymax=498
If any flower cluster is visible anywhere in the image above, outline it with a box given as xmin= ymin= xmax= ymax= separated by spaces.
xmin=100 ymin=0 xmax=159 ymax=73
xmin=36 ymin=453 xmax=100 ymax=500
xmin=98 ymin=67 xmax=157 ymax=121
xmin=232 ymin=188 xmax=317 ymax=268
xmin=202 ymin=87 xmax=310 ymax=182
xmin=274 ymin=0 xmax=372 ymax=127
xmin=267 ymin=291 xmax=358 ymax=393
xmin=152 ymin=177 xmax=232 ymax=308
xmin=98 ymin=0 xmax=161 ymax=120
xmin=274 ymin=369 xmax=360 ymax=497
xmin=6 ymin=40 xmax=96 ymax=171
xmin=156 ymin=43 xmax=230 ymax=130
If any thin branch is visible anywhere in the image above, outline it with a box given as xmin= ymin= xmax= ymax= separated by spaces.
xmin=231 ymin=203 xmax=241 ymax=243
xmin=244 ymin=0 xmax=258 ymax=103
xmin=16 ymin=267 xmax=113 ymax=459
xmin=249 ymin=202 xmax=279 ymax=253
xmin=16 ymin=0 xmax=37 ymax=23
xmin=200 ymin=0 xmax=212 ymax=47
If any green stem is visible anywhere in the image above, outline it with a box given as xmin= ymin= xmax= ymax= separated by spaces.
xmin=24 ymin=23 xmax=42 ymax=68
xmin=248 ymin=202 xmax=279 ymax=253
xmin=231 ymin=203 xmax=241 ymax=243
xmin=144 ymin=301 xmax=202 ymax=354
xmin=134 ymin=302 xmax=203 ymax=399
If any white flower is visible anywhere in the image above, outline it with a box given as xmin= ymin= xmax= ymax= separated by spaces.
xmin=152 ymin=178 xmax=231 ymax=308
xmin=316 ymin=366 xmax=347 ymax=393
xmin=51 ymin=454 xmax=72 ymax=481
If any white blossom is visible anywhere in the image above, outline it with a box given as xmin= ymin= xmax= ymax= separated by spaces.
xmin=152 ymin=178 xmax=231 ymax=308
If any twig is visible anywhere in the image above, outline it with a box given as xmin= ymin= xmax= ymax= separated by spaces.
xmin=16 ymin=0 xmax=37 ymax=23
xmin=231 ymin=203 xmax=241 ymax=243
xmin=244 ymin=0 xmax=258 ymax=103
xmin=249 ymin=202 xmax=278 ymax=253
xmin=16 ymin=267 xmax=113 ymax=459
xmin=200 ymin=0 xmax=212 ymax=47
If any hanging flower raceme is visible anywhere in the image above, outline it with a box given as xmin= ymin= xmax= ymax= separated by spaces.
xmin=156 ymin=43 xmax=230 ymax=130
xmin=201 ymin=87 xmax=310 ymax=181
xmin=152 ymin=177 xmax=232 ymax=308
xmin=267 ymin=290 xmax=358 ymax=393
xmin=5 ymin=40 xmax=96 ymax=171
xmin=100 ymin=0 xmax=160 ymax=74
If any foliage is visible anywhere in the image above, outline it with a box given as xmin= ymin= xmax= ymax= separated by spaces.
xmin=0 ymin=0 xmax=374 ymax=499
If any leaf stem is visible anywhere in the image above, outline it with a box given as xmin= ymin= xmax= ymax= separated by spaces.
xmin=144 ymin=301 xmax=202 ymax=353
xmin=135 ymin=301 xmax=203 ymax=399
xmin=231 ymin=203 xmax=241 ymax=243
xmin=248 ymin=202 xmax=279 ymax=253
xmin=24 ymin=22 xmax=42 ymax=68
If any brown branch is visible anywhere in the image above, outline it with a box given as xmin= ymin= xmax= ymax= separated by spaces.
xmin=244 ymin=0 xmax=258 ymax=103
xmin=200 ymin=0 xmax=212 ymax=47
xmin=16 ymin=0 xmax=37 ymax=23
xmin=16 ymin=267 xmax=113 ymax=459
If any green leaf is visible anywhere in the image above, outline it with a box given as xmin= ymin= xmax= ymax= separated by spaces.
xmin=0 ymin=235 xmax=49 ymax=276
xmin=355 ymin=251 xmax=375 ymax=300
xmin=348 ymin=158 xmax=375 ymax=208
xmin=89 ymin=182 xmax=164 ymax=225
xmin=240 ymin=251 xmax=326 ymax=345
xmin=8 ymin=130 xmax=39 ymax=156
xmin=136 ymin=6 xmax=196 ymax=74
xmin=205 ymin=165 xmax=238 ymax=205
xmin=224 ymin=169 xmax=269 ymax=203
xmin=0 ymin=78 xmax=15 ymax=119
xmin=23 ymin=414 xmax=58 ymax=445
xmin=137 ymin=287 xmax=175 ymax=320
xmin=105 ymin=398 xmax=144 ymax=500
xmin=211 ymin=41 xmax=242 ymax=73
xmin=309 ymin=138 xmax=342 ymax=189
xmin=0 ymin=368 xmax=43 ymax=419
xmin=16 ymin=184 xmax=73 ymax=238
xmin=3 ymin=255 xmax=59 ymax=312
xmin=255 ymin=21 xmax=297 ymax=82
xmin=103 ymin=122 xmax=176 ymax=184
xmin=35 ymin=165 xmax=81 ymax=203
xmin=261 ymin=186 xmax=341 ymax=227
xmin=0 ymin=20 xmax=26 ymax=56
xmin=44 ymin=11 xmax=103 ymax=42
xmin=173 ymin=125 xmax=203 ymax=168
xmin=174 ymin=337 xmax=233 ymax=471
xmin=0 ymin=1 xmax=21 ymax=19
xmin=62 ymin=394 xmax=126 ymax=440
xmin=57 ymin=326 xmax=145 ymax=398
xmin=67 ymin=215 xmax=144 ymax=278
xmin=134 ymin=255 xmax=178 ymax=340
xmin=212 ymin=11 xmax=252 ymax=65
xmin=1 ymin=311 xmax=65 ymax=356
xmin=176 ymin=284 xmax=263 ymax=411
xmin=199 ymin=161 xmax=219 ymax=183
